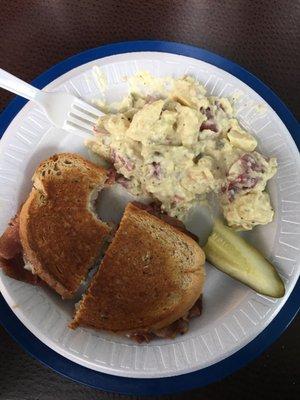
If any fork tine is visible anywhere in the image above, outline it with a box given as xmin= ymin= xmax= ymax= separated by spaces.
xmin=64 ymin=120 xmax=93 ymax=135
xmin=74 ymin=98 xmax=103 ymax=118
xmin=62 ymin=125 xmax=92 ymax=138
xmin=70 ymin=106 xmax=98 ymax=124
xmin=66 ymin=115 xmax=94 ymax=131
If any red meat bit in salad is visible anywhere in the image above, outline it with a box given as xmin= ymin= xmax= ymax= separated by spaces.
xmin=92 ymin=126 xmax=109 ymax=136
xmin=235 ymin=174 xmax=259 ymax=189
xmin=200 ymin=106 xmax=213 ymax=119
xmin=222 ymin=175 xmax=259 ymax=201
xmin=200 ymin=120 xmax=218 ymax=133
xmin=116 ymin=175 xmax=131 ymax=189
xmin=105 ymin=168 xmax=118 ymax=185
xmin=105 ymin=167 xmax=131 ymax=188
xmin=199 ymin=107 xmax=218 ymax=132
xmin=111 ymin=150 xmax=134 ymax=171
xmin=151 ymin=162 xmax=162 ymax=178
xmin=240 ymin=153 xmax=264 ymax=173
xmin=222 ymin=153 xmax=263 ymax=202
xmin=221 ymin=182 xmax=238 ymax=202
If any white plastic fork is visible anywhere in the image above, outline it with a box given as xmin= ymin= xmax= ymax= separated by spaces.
xmin=0 ymin=68 xmax=104 ymax=134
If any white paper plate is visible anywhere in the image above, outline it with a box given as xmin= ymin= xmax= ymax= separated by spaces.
xmin=0 ymin=49 xmax=299 ymax=380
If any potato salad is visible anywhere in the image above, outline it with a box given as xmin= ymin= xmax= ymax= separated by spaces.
xmin=87 ymin=72 xmax=277 ymax=230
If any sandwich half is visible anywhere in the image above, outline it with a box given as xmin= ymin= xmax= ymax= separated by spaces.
xmin=0 ymin=153 xmax=111 ymax=299
xmin=70 ymin=202 xmax=205 ymax=340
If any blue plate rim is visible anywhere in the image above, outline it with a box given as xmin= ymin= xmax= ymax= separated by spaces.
xmin=0 ymin=40 xmax=299 ymax=396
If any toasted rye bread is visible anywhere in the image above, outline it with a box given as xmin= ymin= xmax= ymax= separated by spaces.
xmin=70 ymin=203 xmax=205 ymax=332
xmin=19 ymin=153 xmax=111 ymax=299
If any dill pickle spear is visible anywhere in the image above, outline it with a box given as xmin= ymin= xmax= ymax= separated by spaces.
xmin=204 ymin=219 xmax=285 ymax=298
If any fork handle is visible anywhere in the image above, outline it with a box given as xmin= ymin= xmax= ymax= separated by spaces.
xmin=0 ymin=68 xmax=40 ymax=101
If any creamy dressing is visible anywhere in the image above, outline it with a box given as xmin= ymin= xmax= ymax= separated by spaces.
xmin=86 ymin=73 xmax=277 ymax=230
